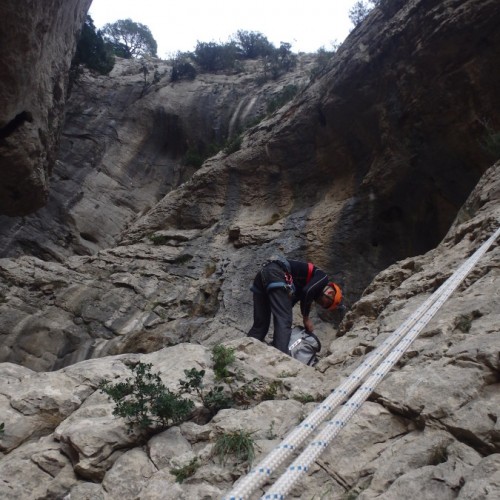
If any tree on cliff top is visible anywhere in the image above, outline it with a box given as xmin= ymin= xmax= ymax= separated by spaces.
xmin=349 ymin=0 xmax=379 ymax=26
xmin=72 ymin=15 xmax=115 ymax=75
xmin=102 ymin=18 xmax=158 ymax=59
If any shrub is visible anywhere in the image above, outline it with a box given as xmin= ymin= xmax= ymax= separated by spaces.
xmin=100 ymin=362 xmax=194 ymax=432
xmin=182 ymin=141 xmax=224 ymax=167
xmin=267 ymin=84 xmax=299 ymax=114
xmin=293 ymin=392 xmax=316 ymax=404
xmin=192 ymin=41 xmax=239 ymax=72
xmin=179 ymin=368 xmax=233 ymax=416
xmin=182 ymin=148 xmax=206 ymax=168
xmin=72 ymin=15 xmax=115 ymax=75
xmin=223 ymin=135 xmax=242 ymax=155
xmin=214 ymin=430 xmax=256 ymax=465
xmin=174 ymin=254 xmax=193 ymax=265
xmin=429 ymin=445 xmax=449 ymax=465
xmin=349 ymin=1 xmax=379 ymax=27
xmin=261 ymin=42 xmax=297 ymax=81
xmin=171 ymin=457 xmax=200 ymax=483
xmin=261 ymin=381 xmax=283 ymax=401
xmin=170 ymin=52 xmax=197 ymax=82
xmin=232 ymin=30 xmax=274 ymax=59
xmin=455 ymin=314 xmax=472 ymax=333
xmin=212 ymin=345 xmax=236 ymax=380
xmin=149 ymin=234 xmax=169 ymax=245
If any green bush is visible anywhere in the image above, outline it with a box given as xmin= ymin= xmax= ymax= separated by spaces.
xmin=69 ymin=15 xmax=115 ymax=91
xmin=174 ymin=254 xmax=193 ymax=265
xmin=232 ymin=30 xmax=274 ymax=59
xmin=182 ymin=148 xmax=206 ymax=168
xmin=261 ymin=381 xmax=283 ymax=401
xmin=100 ymin=362 xmax=194 ymax=432
xmin=309 ymin=46 xmax=339 ymax=81
xmin=349 ymin=1 xmax=379 ymax=27
xmin=171 ymin=457 xmax=200 ymax=483
xmin=293 ymin=392 xmax=316 ymax=404
xmin=223 ymin=135 xmax=242 ymax=155
xmin=182 ymin=141 xmax=224 ymax=167
xmin=261 ymin=42 xmax=297 ymax=82
xmin=192 ymin=41 xmax=239 ymax=72
xmin=72 ymin=15 xmax=115 ymax=75
xmin=267 ymin=84 xmax=299 ymax=114
xmin=212 ymin=345 xmax=236 ymax=380
xmin=170 ymin=52 xmax=197 ymax=82
xmin=179 ymin=367 xmax=233 ymax=416
xmin=214 ymin=430 xmax=256 ymax=465
xmin=149 ymin=234 xmax=169 ymax=245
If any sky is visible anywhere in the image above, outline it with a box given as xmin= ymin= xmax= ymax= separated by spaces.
xmin=88 ymin=0 xmax=360 ymax=58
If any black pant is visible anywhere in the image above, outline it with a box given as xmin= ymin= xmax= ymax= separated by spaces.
xmin=247 ymin=262 xmax=292 ymax=353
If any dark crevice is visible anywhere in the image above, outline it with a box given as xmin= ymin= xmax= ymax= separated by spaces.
xmin=79 ymin=232 xmax=98 ymax=243
xmin=441 ymin=424 xmax=493 ymax=457
xmin=0 ymin=111 xmax=33 ymax=139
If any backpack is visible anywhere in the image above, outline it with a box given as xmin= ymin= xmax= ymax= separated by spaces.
xmin=288 ymin=326 xmax=321 ymax=366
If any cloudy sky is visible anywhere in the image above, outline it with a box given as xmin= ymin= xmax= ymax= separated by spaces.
xmin=88 ymin=0 xmax=360 ymax=58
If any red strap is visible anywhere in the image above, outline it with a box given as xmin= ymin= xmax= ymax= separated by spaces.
xmin=306 ymin=262 xmax=314 ymax=284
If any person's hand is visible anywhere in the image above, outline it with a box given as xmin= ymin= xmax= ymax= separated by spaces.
xmin=303 ymin=317 xmax=314 ymax=332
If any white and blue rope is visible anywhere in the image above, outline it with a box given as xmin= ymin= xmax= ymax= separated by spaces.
xmin=261 ymin=226 xmax=499 ymax=499
xmin=224 ymin=226 xmax=499 ymax=500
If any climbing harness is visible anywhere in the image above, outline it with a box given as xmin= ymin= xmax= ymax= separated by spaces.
xmin=254 ymin=258 xmax=296 ymax=297
xmin=224 ymin=226 xmax=499 ymax=500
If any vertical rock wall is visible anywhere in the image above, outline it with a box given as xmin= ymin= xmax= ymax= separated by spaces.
xmin=0 ymin=0 xmax=91 ymax=215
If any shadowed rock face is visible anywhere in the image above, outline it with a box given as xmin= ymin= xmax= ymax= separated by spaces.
xmin=1 ymin=1 xmax=498 ymax=301
xmin=0 ymin=0 xmax=91 ymax=216
xmin=0 ymin=1 xmax=499 ymax=497
xmin=0 ymin=57 xmax=315 ymax=259
xmin=0 ymin=164 xmax=498 ymax=498
xmin=314 ymin=0 xmax=500 ymax=295
xmin=0 ymin=0 xmax=496 ymax=370
xmin=123 ymin=0 xmax=500 ymax=299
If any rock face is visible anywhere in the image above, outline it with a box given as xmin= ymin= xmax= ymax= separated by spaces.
xmin=0 ymin=165 xmax=498 ymax=497
xmin=0 ymin=56 xmax=314 ymax=259
xmin=122 ymin=0 xmax=500 ymax=298
xmin=0 ymin=0 xmax=499 ymax=498
xmin=0 ymin=0 xmax=91 ymax=215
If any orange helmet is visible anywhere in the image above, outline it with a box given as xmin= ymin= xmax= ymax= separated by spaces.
xmin=322 ymin=282 xmax=343 ymax=311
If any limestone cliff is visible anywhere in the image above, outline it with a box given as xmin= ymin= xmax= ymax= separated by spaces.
xmin=0 ymin=163 xmax=497 ymax=499
xmin=0 ymin=0 xmax=499 ymax=498
xmin=0 ymin=0 xmax=92 ymax=215
xmin=0 ymin=56 xmax=314 ymax=260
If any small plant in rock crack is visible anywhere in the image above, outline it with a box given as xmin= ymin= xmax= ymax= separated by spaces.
xmin=232 ymin=377 xmax=260 ymax=406
xmin=214 ymin=430 xmax=256 ymax=466
xmin=0 ymin=422 xmax=4 ymax=436
xmin=170 ymin=457 xmax=200 ymax=483
xmin=292 ymin=391 xmax=316 ymax=404
xmin=149 ymin=233 xmax=169 ymax=245
xmin=99 ymin=362 xmax=194 ymax=433
xmin=210 ymin=344 xmax=262 ymax=406
xmin=260 ymin=380 xmax=283 ymax=401
xmin=212 ymin=344 xmax=236 ymax=380
xmin=179 ymin=368 xmax=233 ymax=416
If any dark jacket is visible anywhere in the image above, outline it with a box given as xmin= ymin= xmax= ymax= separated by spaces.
xmin=288 ymin=260 xmax=329 ymax=317
xmin=252 ymin=259 xmax=328 ymax=318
